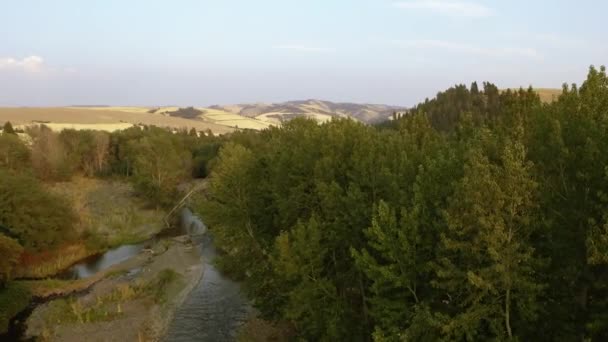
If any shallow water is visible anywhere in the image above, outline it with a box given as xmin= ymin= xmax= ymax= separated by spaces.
xmin=59 ymin=243 xmax=146 ymax=279
xmin=164 ymin=217 xmax=252 ymax=342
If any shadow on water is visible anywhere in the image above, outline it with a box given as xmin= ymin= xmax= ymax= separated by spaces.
xmin=164 ymin=210 xmax=252 ymax=342
xmin=1 ymin=303 xmax=37 ymax=342
xmin=0 ymin=285 xmax=97 ymax=342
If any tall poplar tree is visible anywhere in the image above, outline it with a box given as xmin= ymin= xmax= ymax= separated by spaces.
xmin=437 ymin=137 xmax=540 ymax=340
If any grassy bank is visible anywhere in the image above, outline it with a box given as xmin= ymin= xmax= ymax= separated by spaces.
xmin=49 ymin=177 xmax=164 ymax=247
xmin=17 ymin=277 xmax=101 ymax=299
xmin=0 ymin=177 xmax=169 ymax=336
xmin=41 ymin=269 xmax=181 ymax=327
xmin=16 ymin=177 xmax=164 ymax=279
xmin=25 ymin=240 xmax=201 ymax=341
xmin=17 ymin=243 xmax=92 ymax=279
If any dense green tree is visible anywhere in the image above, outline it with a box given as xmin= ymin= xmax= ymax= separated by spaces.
xmin=274 ymin=217 xmax=348 ymax=340
xmin=0 ymin=170 xmax=76 ymax=251
xmin=200 ymin=142 xmax=272 ymax=273
xmin=0 ymin=235 xmax=23 ymax=284
xmin=30 ymin=126 xmax=72 ymax=181
xmin=0 ymin=133 xmax=30 ymax=171
xmin=436 ymin=136 xmax=540 ymax=340
xmin=108 ymin=126 xmax=147 ymax=177
xmin=128 ymin=132 xmax=192 ymax=207
xmin=2 ymin=122 xmax=15 ymax=135
xmin=59 ymin=129 xmax=95 ymax=175
xmin=353 ymin=201 xmax=433 ymax=340
xmin=191 ymin=139 xmax=222 ymax=178
xmin=524 ymin=66 xmax=608 ymax=340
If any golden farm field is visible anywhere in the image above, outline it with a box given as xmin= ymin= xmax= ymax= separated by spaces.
xmin=29 ymin=122 xmax=134 ymax=132
xmin=199 ymin=108 xmax=272 ymax=130
xmin=502 ymin=88 xmax=562 ymax=104
xmin=535 ymin=88 xmax=562 ymax=103
xmin=0 ymin=107 xmax=235 ymax=134
xmin=255 ymin=112 xmax=335 ymax=125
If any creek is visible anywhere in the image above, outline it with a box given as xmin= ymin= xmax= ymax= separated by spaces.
xmin=1 ymin=208 xmax=251 ymax=342
xmin=164 ymin=208 xmax=252 ymax=341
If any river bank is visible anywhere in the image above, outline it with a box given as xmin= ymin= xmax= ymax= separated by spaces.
xmin=17 ymin=177 xmax=165 ymax=280
xmin=24 ymin=237 xmax=202 ymax=341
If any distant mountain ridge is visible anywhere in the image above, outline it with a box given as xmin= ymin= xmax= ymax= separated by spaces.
xmin=208 ymin=99 xmax=405 ymax=124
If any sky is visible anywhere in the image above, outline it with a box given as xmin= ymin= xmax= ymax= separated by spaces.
xmin=0 ymin=0 xmax=606 ymax=107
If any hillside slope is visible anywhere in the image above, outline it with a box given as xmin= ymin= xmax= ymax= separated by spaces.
xmin=208 ymin=99 xmax=404 ymax=124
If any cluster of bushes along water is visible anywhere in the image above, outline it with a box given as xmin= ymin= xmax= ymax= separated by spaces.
xmin=0 ymin=122 xmax=224 ymax=335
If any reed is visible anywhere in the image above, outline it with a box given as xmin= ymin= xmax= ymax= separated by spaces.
xmin=17 ymin=243 xmax=93 ymax=279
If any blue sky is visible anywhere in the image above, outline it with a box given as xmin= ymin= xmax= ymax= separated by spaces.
xmin=0 ymin=0 xmax=606 ymax=106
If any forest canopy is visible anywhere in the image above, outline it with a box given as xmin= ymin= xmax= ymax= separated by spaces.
xmin=199 ymin=65 xmax=608 ymax=341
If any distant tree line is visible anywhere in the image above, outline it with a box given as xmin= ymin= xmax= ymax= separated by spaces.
xmin=199 ymin=66 xmax=608 ymax=341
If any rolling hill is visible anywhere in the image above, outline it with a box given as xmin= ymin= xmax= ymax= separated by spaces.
xmin=0 ymin=90 xmax=562 ymax=135
xmin=207 ymin=99 xmax=405 ymax=125
xmin=0 ymin=99 xmax=401 ymax=135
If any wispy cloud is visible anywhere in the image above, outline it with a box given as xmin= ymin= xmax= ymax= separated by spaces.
xmin=274 ymin=45 xmax=331 ymax=52
xmin=0 ymin=55 xmax=76 ymax=75
xmin=0 ymin=56 xmax=46 ymax=73
xmin=393 ymin=39 xmax=541 ymax=59
xmin=393 ymin=0 xmax=494 ymax=17
xmin=532 ymin=33 xmax=586 ymax=48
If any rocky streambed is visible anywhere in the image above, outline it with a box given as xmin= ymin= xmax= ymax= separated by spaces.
xmin=24 ymin=238 xmax=203 ymax=341
xmin=6 ymin=208 xmax=253 ymax=342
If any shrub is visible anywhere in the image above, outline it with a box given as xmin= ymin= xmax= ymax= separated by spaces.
xmin=0 ymin=282 xmax=32 ymax=334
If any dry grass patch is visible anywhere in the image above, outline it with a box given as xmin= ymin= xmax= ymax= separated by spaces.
xmin=28 ymin=122 xmax=134 ymax=132
xmin=535 ymin=88 xmax=562 ymax=103
xmin=502 ymin=88 xmax=562 ymax=103
xmin=17 ymin=243 xmax=92 ymax=279
xmin=16 ymin=178 xmax=165 ymax=279
xmin=200 ymin=108 xmax=272 ymax=130
xmin=77 ymin=107 xmax=152 ymax=113
xmin=49 ymin=177 xmax=164 ymax=247
xmin=39 ymin=269 xmax=181 ymax=329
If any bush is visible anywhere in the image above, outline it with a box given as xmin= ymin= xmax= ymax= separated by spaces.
xmin=0 ymin=235 xmax=23 ymax=284
xmin=0 ymin=282 xmax=32 ymax=334
xmin=141 ymin=269 xmax=181 ymax=303
xmin=0 ymin=134 xmax=30 ymax=171
xmin=0 ymin=170 xmax=76 ymax=251
xmin=30 ymin=126 xmax=72 ymax=181
xmin=167 ymin=107 xmax=203 ymax=119
xmin=2 ymin=121 xmax=16 ymax=135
